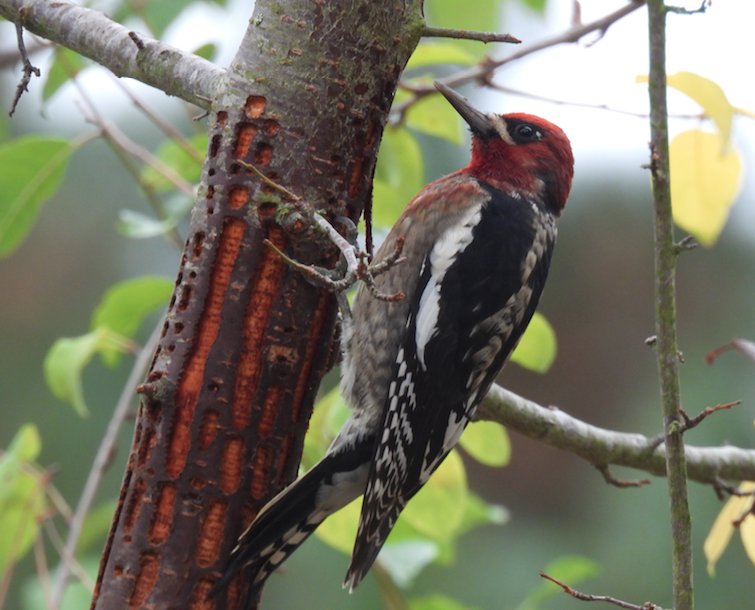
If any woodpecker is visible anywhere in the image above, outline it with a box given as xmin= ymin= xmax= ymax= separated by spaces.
xmin=211 ymin=82 xmax=574 ymax=607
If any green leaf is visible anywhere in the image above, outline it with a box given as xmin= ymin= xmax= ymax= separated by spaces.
xmin=407 ymin=93 xmax=464 ymax=145
xmin=143 ymin=0 xmax=195 ymax=37
xmin=459 ymin=420 xmax=510 ymax=466
xmin=0 ymin=425 xmax=46 ymax=580
xmin=3 ymin=424 xmax=41 ymax=462
xmin=43 ymin=47 xmax=87 ymax=102
xmin=669 ymin=130 xmax=742 ymax=247
xmin=510 ymin=312 xmax=557 ymax=372
xmin=379 ymin=540 xmax=440 ymax=589
xmin=44 ymin=328 xmax=123 ymax=416
xmin=373 ymin=126 xmax=424 ymax=227
xmin=410 ymin=593 xmax=479 ymax=610
xmin=192 ymin=43 xmax=217 ymax=61
xmin=76 ymin=500 xmax=118 ymax=555
xmin=141 ymin=133 xmax=206 ymax=192
xmin=401 ymin=449 xmax=467 ymax=541
xmin=519 ymin=555 xmax=600 ymax=608
xmin=518 ymin=0 xmax=548 ymax=13
xmin=0 ymin=137 xmax=74 ymax=259
xmin=456 ymin=491 xmax=508 ymax=536
xmin=425 ymin=0 xmax=501 ymax=58
xmin=91 ymin=276 xmax=173 ymax=367
xmin=316 ymin=451 xmax=469 ymax=560
xmin=406 ymin=41 xmax=479 ymax=70
xmin=117 ymin=209 xmax=179 ymax=239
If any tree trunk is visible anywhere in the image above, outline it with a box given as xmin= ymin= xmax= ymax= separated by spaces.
xmin=91 ymin=1 xmax=423 ymax=608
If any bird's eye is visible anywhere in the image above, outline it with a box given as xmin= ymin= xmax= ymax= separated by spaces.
xmin=514 ymin=124 xmax=537 ymax=140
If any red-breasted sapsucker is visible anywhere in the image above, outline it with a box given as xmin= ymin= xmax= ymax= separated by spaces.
xmin=212 ymin=82 xmax=574 ymax=607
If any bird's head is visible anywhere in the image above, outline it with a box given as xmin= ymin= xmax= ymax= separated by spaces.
xmin=435 ymin=82 xmax=574 ymax=213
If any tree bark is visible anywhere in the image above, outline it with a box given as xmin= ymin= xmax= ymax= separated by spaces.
xmin=88 ymin=1 xmax=424 ymax=608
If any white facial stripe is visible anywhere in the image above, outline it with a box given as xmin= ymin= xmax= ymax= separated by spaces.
xmin=487 ymin=113 xmax=514 ymax=145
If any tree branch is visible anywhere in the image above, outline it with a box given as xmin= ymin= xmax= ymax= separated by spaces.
xmin=0 ymin=0 xmax=224 ymax=109
xmin=395 ymin=0 xmax=645 ymax=113
xmin=646 ymin=0 xmax=694 ymax=607
xmin=478 ymin=384 xmax=755 ymax=484
xmin=422 ymin=26 xmax=520 ymax=44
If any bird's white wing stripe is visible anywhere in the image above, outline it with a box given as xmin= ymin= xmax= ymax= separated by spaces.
xmin=415 ymin=205 xmax=483 ymax=367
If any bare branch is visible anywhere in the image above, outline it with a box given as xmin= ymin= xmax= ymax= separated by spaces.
xmin=9 ymin=19 xmax=41 ymax=116
xmin=478 ymin=384 xmax=755 ymax=484
xmin=666 ymin=1 xmax=708 ymax=15
xmin=596 ymin=464 xmax=651 ymax=489
xmin=394 ymin=0 xmax=645 ymax=117
xmin=422 ymin=26 xmax=521 ymax=44
xmin=0 ymin=0 xmax=223 ymax=109
xmin=540 ymin=572 xmax=666 ymax=610
xmin=678 ymin=401 xmax=741 ymax=432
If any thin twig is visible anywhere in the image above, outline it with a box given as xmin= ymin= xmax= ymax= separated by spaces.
xmin=311 ymin=213 xmax=359 ymax=275
xmin=678 ymin=402 xmax=741 ymax=432
xmin=43 ymin=519 xmax=95 ymax=591
xmin=113 ymin=77 xmax=205 ymax=164
xmin=666 ymin=1 xmax=708 ymax=15
xmin=239 ymin=160 xmax=406 ymax=301
xmin=48 ymin=321 xmax=162 ymax=609
xmin=70 ymin=76 xmax=186 ymax=249
xmin=711 ymin=477 xmax=755 ymax=502
xmin=540 ymin=572 xmax=665 ymax=610
xmin=10 ymin=18 xmax=41 ymax=116
xmin=393 ymin=1 xmax=645 ymax=116
xmin=33 ymin=533 xmax=52 ymax=609
xmin=706 ymin=338 xmax=755 ymax=366
xmin=422 ymin=26 xmax=520 ymax=44
xmin=238 ymin=160 xmax=300 ymax=201
xmin=486 ymin=82 xmax=704 ymax=120
xmin=596 ymin=464 xmax=651 ymax=488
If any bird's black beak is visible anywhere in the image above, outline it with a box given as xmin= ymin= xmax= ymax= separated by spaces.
xmin=434 ymin=81 xmax=496 ymax=138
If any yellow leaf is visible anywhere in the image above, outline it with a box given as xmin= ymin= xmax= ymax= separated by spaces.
xmin=669 ymin=130 xmax=742 ymax=247
xmin=667 ymin=72 xmax=734 ymax=148
xmin=704 ymin=481 xmax=755 ymax=576
xmin=741 ymin=512 xmax=755 ymax=571
xmin=636 ymin=72 xmax=734 ymax=149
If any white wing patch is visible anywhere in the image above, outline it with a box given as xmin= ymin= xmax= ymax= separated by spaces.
xmin=415 ymin=205 xmax=483 ymax=368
